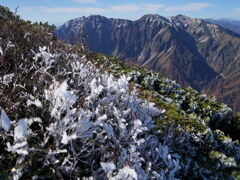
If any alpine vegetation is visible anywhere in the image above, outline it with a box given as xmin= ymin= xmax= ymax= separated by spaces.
xmin=1 ymin=6 xmax=240 ymax=180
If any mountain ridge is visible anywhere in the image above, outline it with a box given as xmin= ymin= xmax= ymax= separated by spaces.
xmin=56 ymin=14 xmax=240 ymax=113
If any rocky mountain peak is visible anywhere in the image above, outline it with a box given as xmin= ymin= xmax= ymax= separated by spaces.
xmin=87 ymin=14 xmax=109 ymax=22
xmin=175 ymin=14 xmax=192 ymax=20
xmin=168 ymin=14 xmax=204 ymax=29
xmin=140 ymin=14 xmax=170 ymax=23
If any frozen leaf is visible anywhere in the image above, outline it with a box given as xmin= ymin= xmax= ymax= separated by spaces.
xmin=0 ymin=46 xmax=3 ymax=56
xmin=7 ymin=41 xmax=15 ymax=48
xmin=103 ymin=123 xmax=113 ymax=137
xmin=14 ymin=119 xmax=28 ymax=141
xmin=24 ymin=32 xmax=30 ymax=39
xmin=114 ymin=166 xmax=137 ymax=180
xmin=12 ymin=165 xmax=24 ymax=180
xmin=16 ymin=149 xmax=29 ymax=155
xmin=28 ymin=118 xmax=42 ymax=126
xmin=0 ymin=108 xmax=11 ymax=131
xmin=6 ymin=141 xmax=27 ymax=153
xmin=61 ymin=131 xmax=68 ymax=144
xmin=45 ymin=81 xmax=78 ymax=119
xmin=100 ymin=162 xmax=116 ymax=172
xmin=1 ymin=73 xmax=15 ymax=84
xmin=48 ymin=149 xmax=67 ymax=155
xmin=97 ymin=114 xmax=107 ymax=121
xmin=27 ymin=99 xmax=43 ymax=108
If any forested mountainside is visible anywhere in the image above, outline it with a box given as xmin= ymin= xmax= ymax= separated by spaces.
xmin=56 ymin=14 xmax=240 ymax=113
xmin=1 ymin=6 xmax=240 ymax=179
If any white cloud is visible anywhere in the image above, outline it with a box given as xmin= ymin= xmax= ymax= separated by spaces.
xmin=40 ymin=7 xmax=105 ymax=13
xmin=143 ymin=4 xmax=165 ymax=13
xmin=73 ymin=0 xmax=98 ymax=4
xmin=109 ymin=4 xmax=165 ymax=13
xmin=20 ymin=3 xmax=166 ymax=14
xmin=234 ymin=8 xmax=240 ymax=14
xmin=21 ymin=7 xmax=33 ymax=11
xmin=109 ymin=5 xmax=141 ymax=13
xmin=164 ymin=3 xmax=213 ymax=12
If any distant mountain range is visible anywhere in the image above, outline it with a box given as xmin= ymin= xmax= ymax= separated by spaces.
xmin=56 ymin=14 xmax=240 ymax=113
xmin=205 ymin=18 xmax=240 ymax=34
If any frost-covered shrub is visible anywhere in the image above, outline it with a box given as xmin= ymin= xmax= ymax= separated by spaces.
xmin=1 ymin=45 xmax=240 ymax=179
xmin=0 ymin=47 xmax=182 ymax=179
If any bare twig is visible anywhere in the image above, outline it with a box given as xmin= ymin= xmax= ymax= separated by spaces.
xmin=14 ymin=6 xmax=19 ymax=16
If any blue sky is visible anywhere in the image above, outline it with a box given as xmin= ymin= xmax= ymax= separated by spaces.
xmin=1 ymin=0 xmax=240 ymax=26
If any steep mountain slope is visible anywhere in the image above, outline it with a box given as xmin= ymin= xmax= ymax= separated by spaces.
xmin=56 ymin=14 xmax=240 ymax=113
xmin=204 ymin=73 xmax=240 ymax=115
xmin=1 ymin=6 xmax=240 ymax=179
xmin=205 ymin=18 xmax=240 ymax=34
xmin=57 ymin=15 xmax=219 ymax=91
xmin=172 ymin=15 xmax=240 ymax=78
